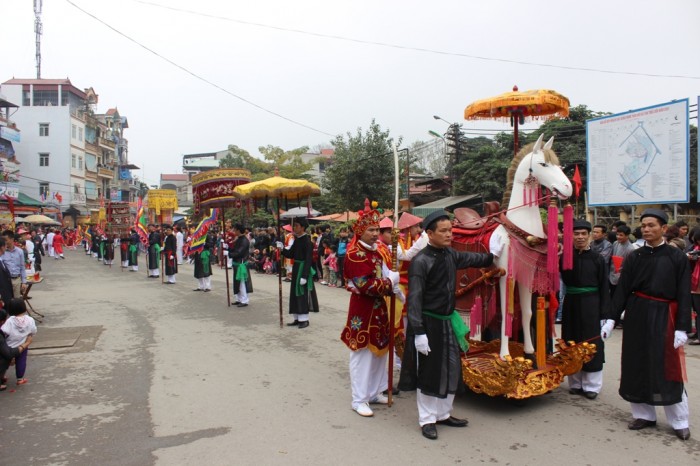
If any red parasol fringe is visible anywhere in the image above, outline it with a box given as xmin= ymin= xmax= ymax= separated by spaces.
xmin=562 ymin=203 xmax=573 ymax=270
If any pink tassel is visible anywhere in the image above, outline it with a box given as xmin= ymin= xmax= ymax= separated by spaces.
xmin=549 ymin=291 xmax=558 ymax=337
xmin=523 ymin=186 xmax=528 ymax=206
xmin=547 ymin=201 xmax=559 ymax=277
xmin=562 ymin=203 xmax=573 ymax=270
xmin=505 ymin=310 xmax=513 ymax=337
xmin=486 ymin=288 xmax=497 ymax=326
xmin=470 ymin=295 xmax=483 ymax=337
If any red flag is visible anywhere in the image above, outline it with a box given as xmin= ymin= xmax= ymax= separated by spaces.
xmin=572 ymin=165 xmax=582 ymax=198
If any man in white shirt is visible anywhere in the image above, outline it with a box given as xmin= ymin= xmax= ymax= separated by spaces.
xmin=46 ymin=228 xmax=55 ymax=258
xmin=175 ymin=225 xmax=184 ymax=265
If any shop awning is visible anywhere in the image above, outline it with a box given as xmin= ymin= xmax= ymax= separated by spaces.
xmin=16 ymin=192 xmax=44 ymax=207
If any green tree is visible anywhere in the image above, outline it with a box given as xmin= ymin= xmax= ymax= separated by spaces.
xmin=258 ymin=145 xmax=314 ymax=180
xmin=323 ymin=119 xmax=399 ymax=212
xmin=453 ymin=136 xmax=511 ymax=201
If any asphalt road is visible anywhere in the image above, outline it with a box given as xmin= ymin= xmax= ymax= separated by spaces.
xmin=1 ymin=249 xmax=698 ymax=465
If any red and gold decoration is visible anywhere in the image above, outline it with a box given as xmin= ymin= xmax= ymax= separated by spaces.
xmin=191 ymin=169 xmax=251 ymax=215
xmin=146 ymin=189 xmax=178 ymax=224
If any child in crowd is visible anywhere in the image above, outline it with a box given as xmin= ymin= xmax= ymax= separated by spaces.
xmin=263 ymin=255 xmax=273 ymax=274
xmin=323 ymin=245 xmax=339 ymax=287
xmin=1 ymin=299 xmax=37 ymax=386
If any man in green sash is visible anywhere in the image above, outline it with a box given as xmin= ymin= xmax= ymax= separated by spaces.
xmin=561 ymin=219 xmax=614 ymax=400
xmin=279 ymin=217 xmax=319 ymax=329
xmin=399 ymin=210 xmax=493 ymax=440
xmin=229 ymin=223 xmax=253 ymax=307
xmin=147 ymin=224 xmax=161 ymax=278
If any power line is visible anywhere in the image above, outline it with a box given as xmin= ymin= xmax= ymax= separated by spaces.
xmin=133 ymin=0 xmax=700 ymax=81
xmin=63 ymin=0 xmax=336 ymax=138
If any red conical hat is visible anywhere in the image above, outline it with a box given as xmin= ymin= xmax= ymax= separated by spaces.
xmin=397 ymin=212 xmax=423 ymax=230
xmin=379 ymin=217 xmax=394 ymax=229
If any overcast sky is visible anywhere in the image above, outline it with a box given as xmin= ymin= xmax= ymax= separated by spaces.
xmin=2 ymin=0 xmax=698 ymax=186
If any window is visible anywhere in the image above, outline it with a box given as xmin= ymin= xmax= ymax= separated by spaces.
xmin=74 ymin=184 xmax=80 ymax=194
xmin=78 ymin=127 xmax=83 ymax=141
xmin=78 ymin=156 xmax=83 ymax=170
xmin=72 ymin=154 xmax=76 ymax=168
xmin=72 ymin=124 xmax=77 ymax=139
xmin=39 ymin=123 xmax=49 ymax=137
xmin=39 ymin=153 xmax=49 ymax=167
xmin=39 ymin=183 xmax=49 ymax=199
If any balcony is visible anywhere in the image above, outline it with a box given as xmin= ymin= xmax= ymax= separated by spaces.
xmin=98 ymin=165 xmax=114 ymax=179
xmin=98 ymin=136 xmax=116 ymax=149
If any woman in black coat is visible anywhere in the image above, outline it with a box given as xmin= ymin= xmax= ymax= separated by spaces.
xmin=0 ymin=309 xmax=31 ymax=390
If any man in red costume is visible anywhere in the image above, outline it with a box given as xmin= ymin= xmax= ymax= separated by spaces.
xmin=341 ymin=202 xmax=401 ymax=417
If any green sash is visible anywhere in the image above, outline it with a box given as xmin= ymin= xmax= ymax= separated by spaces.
xmin=201 ymin=250 xmax=210 ymax=271
xmin=423 ymin=310 xmax=470 ymax=352
xmin=153 ymin=244 xmax=161 ymax=268
xmin=566 ymin=286 xmax=598 ymax=295
xmin=129 ymin=244 xmax=137 ymax=263
xmin=294 ymin=260 xmax=316 ymax=296
xmin=232 ymin=261 xmax=249 ymax=282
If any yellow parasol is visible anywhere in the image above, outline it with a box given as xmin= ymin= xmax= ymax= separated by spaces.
xmin=464 ymin=86 xmax=570 ymax=156
xmin=234 ymin=174 xmax=321 ymax=328
xmin=234 ymin=176 xmax=320 ymax=200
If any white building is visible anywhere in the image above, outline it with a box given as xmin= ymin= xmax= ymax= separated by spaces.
xmin=0 ymin=78 xmax=138 ymax=224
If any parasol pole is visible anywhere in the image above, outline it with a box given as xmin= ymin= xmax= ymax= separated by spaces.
xmin=388 ymin=142 xmax=401 ymax=407
xmin=277 ymin=196 xmax=284 ymax=328
xmin=223 ymin=208 xmax=231 ymax=307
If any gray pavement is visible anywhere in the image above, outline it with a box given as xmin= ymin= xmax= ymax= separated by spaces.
xmin=1 ymin=249 xmax=698 ymax=465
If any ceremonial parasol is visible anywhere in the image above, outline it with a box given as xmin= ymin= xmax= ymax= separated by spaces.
xmin=464 ymin=86 xmax=570 ymax=156
xmin=234 ymin=174 xmax=321 ymax=328
xmin=21 ymin=214 xmax=61 ymax=225
xmin=191 ymin=169 xmax=252 ymax=304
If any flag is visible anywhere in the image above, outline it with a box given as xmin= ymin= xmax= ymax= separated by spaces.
xmin=187 ymin=208 xmax=219 ymax=255
xmin=135 ymin=197 xmax=149 ymax=247
xmin=572 ymin=165 xmax=582 ymax=198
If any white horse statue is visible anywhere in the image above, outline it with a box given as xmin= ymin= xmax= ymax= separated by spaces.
xmin=489 ymin=134 xmax=572 ymax=360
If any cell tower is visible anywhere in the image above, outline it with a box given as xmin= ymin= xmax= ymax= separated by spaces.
xmin=34 ymin=0 xmax=43 ymax=79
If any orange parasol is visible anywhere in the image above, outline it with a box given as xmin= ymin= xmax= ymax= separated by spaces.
xmin=464 ymin=85 xmax=570 ymax=156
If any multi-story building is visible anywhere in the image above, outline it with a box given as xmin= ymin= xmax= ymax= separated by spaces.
xmin=160 ymin=173 xmax=190 ymax=207
xmin=0 ymin=78 xmax=140 ymax=224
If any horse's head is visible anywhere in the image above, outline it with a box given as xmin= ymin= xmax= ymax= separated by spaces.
xmin=526 ymin=134 xmax=572 ymax=200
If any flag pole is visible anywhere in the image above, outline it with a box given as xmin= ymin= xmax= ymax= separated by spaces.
xmin=387 ymin=142 xmax=400 ymax=407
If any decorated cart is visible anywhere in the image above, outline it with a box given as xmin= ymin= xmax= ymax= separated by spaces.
xmin=146 ymin=189 xmax=178 ymax=225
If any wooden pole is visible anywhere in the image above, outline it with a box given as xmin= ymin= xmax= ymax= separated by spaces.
xmin=536 ymin=296 xmax=546 ymax=369
xmin=388 ymin=143 xmax=401 ymax=407
xmin=277 ymin=196 xmax=284 ymax=328
xmin=223 ymin=209 xmax=231 ymax=307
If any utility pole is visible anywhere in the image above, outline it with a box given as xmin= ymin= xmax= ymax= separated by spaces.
xmin=34 ymin=0 xmax=43 ymax=79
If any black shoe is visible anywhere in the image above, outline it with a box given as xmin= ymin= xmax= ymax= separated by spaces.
xmin=583 ymin=391 xmax=598 ymax=400
xmin=233 ymin=301 xmax=241 ymax=305
xmin=382 ymin=387 xmax=400 ymax=396
xmin=674 ymin=428 xmax=691 ymax=440
xmin=421 ymin=423 xmax=438 ymax=440
xmin=569 ymin=388 xmax=584 ymax=395
xmin=298 ymin=321 xmax=309 ymax=329
xmin=203 ymin=289 xmax=211 ymax=292
xmin=628 ymin=419 xmax=656 ymax=430
xmin=286 ymin=321 xmax=300 ymax=326
xmin=193 ymin=289 xmax=202 ymax=291
xmin=436 ymin=416 xmax=468 ymax=427
xmin=237 ymin=303 xmax=248 ymax=307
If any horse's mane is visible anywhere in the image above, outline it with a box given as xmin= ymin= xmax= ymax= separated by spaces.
xmin=501 ymin=141 xmax=560 ymax=208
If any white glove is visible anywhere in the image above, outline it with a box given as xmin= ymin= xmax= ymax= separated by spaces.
xmin=600 ymin=319 xmax=615 ymax=341
xmin=393 ymin=286 xmax=405 ymax=303
xmin=276 ymin=241 xmax=284 ymax=249
xmin=415 ymin=334 xmax=431 ymax=355
xmin=674 ymin=330 xmax=688 ymax=349
xmin=380 ymin=263 xmax=400 ymax=287
xmin=299 ymin=278 xmax=307 ymax=286
xmin=222 ymin=243 xmax=229 ymax=249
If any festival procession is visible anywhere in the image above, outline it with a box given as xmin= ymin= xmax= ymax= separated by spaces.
xmin=1 ymin=1 xmax=699 ymax=464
